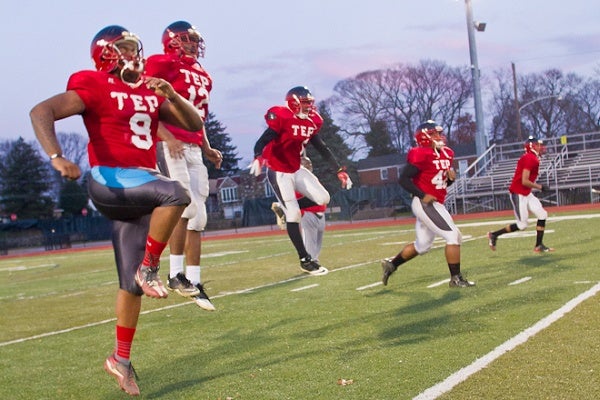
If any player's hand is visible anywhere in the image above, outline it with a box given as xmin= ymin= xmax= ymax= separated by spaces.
xmin=51 ymin=157 xmax=82 ymax=180
xmin=165 ymin=138 xmax=185 ymax=159
xmin=337 ymin=166 xmax=352 ymax=189
xmin=540 ymin=184 xmax=550 ymax=192
xmin=249 ymin=157 xmax=264 ymax=177
xmin=447 ymin=168 xmax=456 ymax=181
xmin=422 ymin=194 xmax=437 ymax=204
xmin=144 ymin=77 xmax=176 ymax=99
xmin=205 ymin=148 xmax=223 ymax=169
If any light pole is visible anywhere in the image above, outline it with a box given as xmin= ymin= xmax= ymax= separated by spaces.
xmin=464 ymin=0 xmax=487 ymax=159
xmin=516 ymin=95 xmax=562 ymax=140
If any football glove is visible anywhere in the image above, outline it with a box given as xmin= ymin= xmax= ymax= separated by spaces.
xmin=540 ymin=184 xmax=550 ymax=192
xmin=249 ymin=157 xmax=264 ymax=177
xmin=337 ymin=166 xmax=353 ymax=190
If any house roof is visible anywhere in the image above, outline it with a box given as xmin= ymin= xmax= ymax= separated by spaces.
xmin=357 ymin=153 xmax=405 ymax=171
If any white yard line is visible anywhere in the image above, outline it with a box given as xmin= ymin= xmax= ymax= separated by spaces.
xmin=291 ymin=284 xmax=319 ymax=292
xmin=413 ymin=282 xmax=600 ymax=400
xmin=509 ymin=276 xmax=532 ymax=286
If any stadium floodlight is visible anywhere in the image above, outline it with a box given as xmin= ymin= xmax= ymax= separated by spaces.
xmin=474 ymin=21 xmax=487 ymax=32
xmin=464 ymin=0 xmax=487 ymax=160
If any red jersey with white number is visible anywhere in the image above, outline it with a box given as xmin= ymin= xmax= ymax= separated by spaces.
xmin=261 ymin=106 xmax=323 ymax=173
xmin=145 ymin=54 xmax=212 ymax=145
xmin=509 ymin=151 xmax=540 ymax=195
xmin=67 ymin=70 xmax=166 ymax=169
xmin=406 ymin=146 xmax=454 ymax=204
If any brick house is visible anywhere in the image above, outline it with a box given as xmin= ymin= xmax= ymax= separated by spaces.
xmin=356 ymin=153 xmax=406 ymax=187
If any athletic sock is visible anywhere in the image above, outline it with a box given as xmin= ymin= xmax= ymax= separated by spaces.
xmin=169 ymin=254 xmax=185 ymax=278
xmin=115 ymin=325 xmax=136 ymax=363
xmin=186 ymin=265 xmax=201 ymax=286
xmin=143 ymin=236 xmax=167 ymax=267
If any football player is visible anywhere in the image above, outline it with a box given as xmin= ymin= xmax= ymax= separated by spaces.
xmin=272 ymin=155 xmax=328 ymax=261
xmin=30 ymin=25 xmax=203 ymax=396
xmin=487 ymin=136 xmax=554 ymax=253
xmin=251 ymin=86 xmax=352 ymax=276
xmin=381 ymin=121 xmax=475 ymax=288
xmin=145 ymin=20 xmax=222 ymax=311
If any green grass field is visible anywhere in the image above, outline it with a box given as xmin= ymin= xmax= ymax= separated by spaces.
xmin=1 ymin=209 xmax=600 ymax=399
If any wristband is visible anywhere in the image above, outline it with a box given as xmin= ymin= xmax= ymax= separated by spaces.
xmin=50 ymin=153 xmax=63 ymax=160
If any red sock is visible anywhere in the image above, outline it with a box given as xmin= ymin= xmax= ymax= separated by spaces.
xmin=115 ymin=325 xmax=136 ymax=361
xmin=143 ymin=235 xmax=167 ymax=267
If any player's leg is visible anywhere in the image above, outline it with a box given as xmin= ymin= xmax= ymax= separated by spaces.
xmin=382 ymin=197 xmax=429 ymax=285
xmin=528 ymin=194 xmax=553 ymax=252
xmin=416 ymin=200 xmax=473 ymax=287
xmin=184 ymin=157 xmax=215 ymax=309
xmin=157 ymin=142 xmax=199 ymax=297
xmin=488 ymin=192 xmax=524 ymax=250
xmin=268 ymin=169 xmax=327 ymax=275
xmin=294 ymin=166 xmax=330 ymax=206
xmin=103 ymin=216 xmax=148 ymax=396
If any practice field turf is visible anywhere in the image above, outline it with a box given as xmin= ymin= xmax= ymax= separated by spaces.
xmin=1 ymin=207 xmax=600 ymax=399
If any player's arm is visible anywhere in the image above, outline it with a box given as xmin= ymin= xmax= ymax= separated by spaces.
xmin=399 ymin=163 xmax=435 ymax=203
xmin=253 ymin=128 xmax=277 ymax=157
xmin=446 ymin=168 xmax=456 ymax=186
xmin=309 ymin=135 xmax=352 ymax=189
xmin=148 ymin=77 xmax=203 ymax=132
xmin=521 ymin=168 xmax=544 ymax=190
xmin=309 ymin=135 xmax=340 ymax=171
xmin=30 ymin=90 xmax=84 ymax=180
xmin=201 ymin=129 xmax=223 ymax=169
xmin=249 ymin=128 xmax=277 ymax=176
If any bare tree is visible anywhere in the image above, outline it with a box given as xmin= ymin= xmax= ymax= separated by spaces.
xmin=57 ymin=132 xmax=89 ymax=172
xmin=329 ymin=60 xmax=472 ymax=158
xmin=489 ymin=68 xmax=600 ymax=143
xmin=329 ymin=69 xmax=389 ymax=158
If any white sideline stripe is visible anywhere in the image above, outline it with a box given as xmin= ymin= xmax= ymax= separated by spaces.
xmin=427 ymin=279 xmax=450 ymax=288
xmin=291 ymin=284 xmax=319 ymax=292
xmin=412 ymin=282 xmax=600 ymax=400
xmin=509 ymin=276 xmax=532 ymax=286
xmin=357 ymin=282 xmax=382 ymax=290
xmin=0 ymin=263 xmax=59 ymax=272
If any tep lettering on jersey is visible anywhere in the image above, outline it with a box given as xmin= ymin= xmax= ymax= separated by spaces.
xmin=145 ymin=22 xmax=212 ymax=147
xmin=30 ymin=25 xmax=204 ymax=396
xmin=402 ymin=120 xmax=455 ymax=204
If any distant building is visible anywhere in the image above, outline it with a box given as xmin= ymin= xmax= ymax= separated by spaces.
xmin=356 ymin=153 xmax=405 ymax=187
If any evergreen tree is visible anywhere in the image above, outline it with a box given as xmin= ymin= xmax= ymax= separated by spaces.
xmin=59 ymin=180 xmax=88 ymax=216
xmin=204 ymin=112 xmax=241 ymax=178
xmin=0 ymin=137 xmax=54 ymax=219
xmin=306 ymin=103 xmax=355 ymax=193
xmin=366 ymin=120 xmax=396 ymax=156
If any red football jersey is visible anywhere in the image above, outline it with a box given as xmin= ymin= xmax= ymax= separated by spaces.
xmin=261 ymin=106 xmax=323 ymax=173
xmin=145 ymin=54 xmax=212 ymax=145
xmin=509 ymin=151 xmax=540 ymax=195
xmin=67 ymin=70 xmax=166 ymax=169
xmin=406 ymin=146 xmax=454 ymax=204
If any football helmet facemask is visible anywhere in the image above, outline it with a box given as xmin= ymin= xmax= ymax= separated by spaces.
xmin=162 ymin=21 xmax=205 ymax=60
xmin=415 ymin=120 xmax=445 ymax=149
xmin=90 ymin=25 xmax=144 ymax=85
xmin=286 ymin=86 xmax=315 ymax=119
xmin=525 ymin=136 xmax=546 ymax=156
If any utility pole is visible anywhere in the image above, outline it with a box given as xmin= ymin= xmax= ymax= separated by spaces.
xmin=512 ymin=62 xmax=522 ymax=140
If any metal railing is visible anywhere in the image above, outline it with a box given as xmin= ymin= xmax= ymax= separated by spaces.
xmin=446 ymin=131 xmax=600 ymax=214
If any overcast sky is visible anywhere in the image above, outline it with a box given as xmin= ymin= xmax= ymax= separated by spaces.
xmin=1 ymin=0 xmax=598 ymax=163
